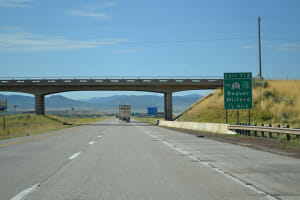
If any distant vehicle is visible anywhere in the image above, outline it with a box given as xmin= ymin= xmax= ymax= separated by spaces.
xmin=116 ymin=115 xmax=119 ymax=118
xmin=119 ymin=105 xmax=131 ymax=123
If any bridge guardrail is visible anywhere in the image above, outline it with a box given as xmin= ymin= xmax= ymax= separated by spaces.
xmin=228 ymin=124 xmax=300 ymax=141
xmin=0 ymin=76 xmax=223 ymax=80
xmin=0 ymin=77 xmax=224 ymax=86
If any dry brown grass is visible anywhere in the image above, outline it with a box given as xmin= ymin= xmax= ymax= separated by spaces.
xmin=0 ymin=114 xmax=104 ymax=140
xmin=180 ymin=80 xmax=300 ymax=128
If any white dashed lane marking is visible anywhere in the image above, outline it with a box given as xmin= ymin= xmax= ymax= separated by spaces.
xmin=10 ymin=183 xmax=40 ymax=200
xmin=69 ymin=152 xmax=81 ymax=160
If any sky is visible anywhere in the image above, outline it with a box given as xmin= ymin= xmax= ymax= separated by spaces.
xmin=0 ymin=0 xmax=299 ymax=99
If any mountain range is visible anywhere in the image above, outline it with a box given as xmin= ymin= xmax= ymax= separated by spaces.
xmin=0 ymin=93 xmax=202 ymax=113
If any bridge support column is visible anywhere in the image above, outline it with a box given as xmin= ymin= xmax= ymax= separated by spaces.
xmin=35 ymin=94 xmax=45 ymax=115
xmin=164 ymin=92 xmax=173 ymax=121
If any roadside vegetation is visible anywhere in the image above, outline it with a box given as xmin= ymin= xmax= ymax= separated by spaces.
xmin=135 ymin=80 xmax=300 ymax=156
xmin=133 ymin=117 xmax=162 ymax=125
xmin=180 ymin=80 xmax=300 ymax=128
xmin=0 ymin=114 xmax=104 ymax=140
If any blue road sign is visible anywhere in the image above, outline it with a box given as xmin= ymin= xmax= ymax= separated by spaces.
xmin=147 ymin=107 xmax=158 ymax=116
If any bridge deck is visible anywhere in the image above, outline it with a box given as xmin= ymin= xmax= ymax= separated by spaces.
xmin=0 ymin=76 xmax=224 ymax=119
xmin=0 ymin=76 xmax=223 ymax=86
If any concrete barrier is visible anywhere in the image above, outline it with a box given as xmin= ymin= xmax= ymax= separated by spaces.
xmin=158 ymin=120 xmax=236 ymax=135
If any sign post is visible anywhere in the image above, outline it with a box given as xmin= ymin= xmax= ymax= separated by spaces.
xmin=0 ymin=99 xmax=7 ymax=131
xmin=224 ymin=73 xmax=252 ymax=124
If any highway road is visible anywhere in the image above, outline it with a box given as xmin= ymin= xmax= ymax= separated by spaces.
xmin=0 ymin=118 xmax=300 ymax=200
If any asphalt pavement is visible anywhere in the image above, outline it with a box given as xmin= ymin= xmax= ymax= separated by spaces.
xmin=0 ymin=118 xmax=299 ymax=200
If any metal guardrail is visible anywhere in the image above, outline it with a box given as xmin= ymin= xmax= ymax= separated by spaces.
xmin=229 ymin=124 xmax=300 ymax=141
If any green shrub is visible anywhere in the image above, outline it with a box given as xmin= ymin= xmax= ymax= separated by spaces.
xmin=258 ymin=112 xmax=272 ymax=120
xmin=263 ymin=90 xmax=274 ymax=99
xmin=253 ymin=80 xmax=268 ymax=88
xmin=284 ymin=98 xmax=294 ymax=105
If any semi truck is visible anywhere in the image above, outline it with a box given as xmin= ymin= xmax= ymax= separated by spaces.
xmin=119 ymin=105 xmax=131 ymax=123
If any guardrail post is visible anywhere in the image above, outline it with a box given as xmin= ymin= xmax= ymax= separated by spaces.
xmin=237 ymin=123 xmax=240 ymax=134
xmin=268 ymin=124 xmax=272 ymax=138
xmin=261 ymin=124 xmax=264 ymax=137
xmin=247 ymin=123 xmax=251 ymax=136
xmin=240 ymin=123 xmax=242 ymax=135
xmin=254 ymin=123 xmax=257 ymax=137
xmin=286 ymin=125 xmax=290 ymax=141
xmin=242 ymin=123 xmax=245 ymax=135
xmin=277 ymin=125 xmax=280 ymax=138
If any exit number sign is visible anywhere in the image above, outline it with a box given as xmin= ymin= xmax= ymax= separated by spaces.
xmin=224 ymin=72 xmax=252 ymax=110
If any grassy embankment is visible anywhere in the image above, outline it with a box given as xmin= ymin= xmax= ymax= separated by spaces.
xmin=180 ymin=80 xmax=300 ymax=128
xmin=0 ymin=114 xmax=104 ymax=140
xmin=136 ymin=80 xmax=300 ymax=154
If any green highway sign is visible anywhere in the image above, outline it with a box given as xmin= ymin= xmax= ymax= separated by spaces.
xmin=224 ymin=72 xmax=252 ymax=110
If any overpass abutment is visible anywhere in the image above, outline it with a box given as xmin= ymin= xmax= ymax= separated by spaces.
xmin=164 ymin=92 xmax=173 ymax=121
xmin=35 ymin=94 xmax=45 ymax=115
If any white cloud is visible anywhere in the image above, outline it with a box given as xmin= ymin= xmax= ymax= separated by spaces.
xmin=66 ymin=10 xmax=110 ymax=19
xmin=278 ymin=43 xmax=297 ymax=48
xmin=108 ymin=48 xmax=144 ymax=53
xmin=266 ymin=43 xmax=300 ymax=51
xmin=83 ymin=2 xmax=118 ymax=10
xmin=240 ymin=46 xmax=254 ymax=50
xmin=0 ymin=32 xmax=128 ymax=52
xmin=0 ymin=0 xmax=31 ymax=7
xmin=66 ymin=2 xmax=118 ymax=19
xmin=0 ymin=26 xmax=23 ymax=31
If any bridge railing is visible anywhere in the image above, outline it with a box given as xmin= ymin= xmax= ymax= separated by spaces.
xmin=0 ymin=76 xmax=223 ymax=80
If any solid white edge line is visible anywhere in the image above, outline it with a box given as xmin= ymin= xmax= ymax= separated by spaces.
xmin=69 ymin=152 xmax=81 ymax=160
xmin=89 ymin=141 xmax=95 ymax=145
xmin=10 ymin=183 xmax=40 ymax=200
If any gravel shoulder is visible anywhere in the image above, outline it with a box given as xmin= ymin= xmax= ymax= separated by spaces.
xmin=160 ymin=126 xmax=300 ymax=159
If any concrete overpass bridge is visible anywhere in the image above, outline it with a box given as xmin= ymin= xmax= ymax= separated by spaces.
xmin=0 ymin=76 xmax=224 ymax=120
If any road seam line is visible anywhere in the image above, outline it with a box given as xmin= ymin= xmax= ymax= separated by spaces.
xmin=69 ymin=152 xmax=81 ymax=160
xmin=10 ymin=183 xmax=40 ymax=200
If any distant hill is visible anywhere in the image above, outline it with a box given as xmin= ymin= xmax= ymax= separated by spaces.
xmin=0 ymin=93 xmax=202 ymax=113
